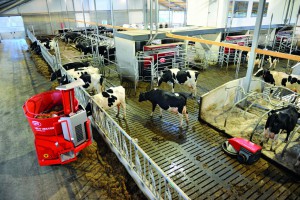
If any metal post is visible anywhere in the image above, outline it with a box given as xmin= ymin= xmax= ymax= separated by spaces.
xmin=224 ymin=0 xmax=235 ymax=38
xmin=155 ymin=0 xmax=158 ymax=32
xmin=150 ymin=0 xmax=153 ymax=39
xmin=94 ymin=0 xmax=100 ymax=61
xmin=65 ymin=0 xmax=71 ymax=29
xmin=245 ymin=0 xmax=266 ymax=93
xmin=260 ymin=13 xmax=273 ymax=68
xmin=72 ymin=0 xmax=75 ymax=29
xmin=110 ymin=0 xmax=114 ymax=35
xmin=184 ymin=0 xmax=187 ymax=26
xmin=82 ymin=0 xmax=87 ymax=37
xmin=45 ymin=0 xmax=54 ymax=35
xmin=287 ymin=9 xmax=300 ymax=67
xmin=265 ymin=13 xmax=273 ymax=48
xmin=143 ymin=0 xmax=148 ymax=30
xmin=168 ymin=0 xmax=171 ymax=27
xmin=284 ymin=0 xmax=292 ymax=24
xmin=288 ymin=0 xmax=295 ymax=24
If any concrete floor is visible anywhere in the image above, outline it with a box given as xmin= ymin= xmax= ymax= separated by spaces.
xmin=0 ymin=39 xmax=75 ymax=200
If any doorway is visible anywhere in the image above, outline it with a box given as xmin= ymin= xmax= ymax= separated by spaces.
xmin=0 ymin=16 xmax=25 ymax=40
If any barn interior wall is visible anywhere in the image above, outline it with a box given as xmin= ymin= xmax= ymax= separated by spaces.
xmin=187 ymin=0 xmax=300 ymax=28
xmin=194 ymin=33 xmax=222 ymax=62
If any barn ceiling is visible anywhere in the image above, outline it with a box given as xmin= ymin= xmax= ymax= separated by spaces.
xmin=0 ymin=0 xmax=32 ymax=14
xmin=159 ymin=0 xmax=186 ymax=11
xmin=0 ymin=0 xmax=186 ymax=14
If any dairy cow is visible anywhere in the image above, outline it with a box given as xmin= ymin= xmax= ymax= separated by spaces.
xmin=139 ymin=88 xmax=189 ymax=127
xmin=158 ymin=68 xmax=199 ymax=97
xmin=254 ymin=69 xmax=300 ymax=92
xmin=86 ymin=86 xmax=126 ymax=119
xmin=75 ymin=73 xmax=105 ymax=93
xmin=261 ymin=105 xmax=300 ymax=151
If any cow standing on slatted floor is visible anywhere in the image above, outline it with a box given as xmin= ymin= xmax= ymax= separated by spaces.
xmin=157 ymin=68 xmax=199 ymax=97
xmin=139 ymin=88 xmax=189 ymax=127
xmin=261 ymin=105 xmax=300 ymax=151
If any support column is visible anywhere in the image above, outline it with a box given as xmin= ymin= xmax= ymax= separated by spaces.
xmin=45 ymin=0 xmax=53 ymax=34
xmin=245 ymin=0 xmax=266 ymax=93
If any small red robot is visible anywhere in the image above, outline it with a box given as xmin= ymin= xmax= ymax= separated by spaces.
xmin=222 ymin=138 xmax=262 ymax=164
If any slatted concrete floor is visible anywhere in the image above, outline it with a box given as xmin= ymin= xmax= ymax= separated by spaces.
xmin=59 ymin=42 xmax=300 ymax=199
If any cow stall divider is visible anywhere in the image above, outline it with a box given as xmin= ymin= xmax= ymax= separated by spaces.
xmin=199 ymin=74 xmax=300 ymax=171
xmin=26 ymin=28 xmax=190 ymax=200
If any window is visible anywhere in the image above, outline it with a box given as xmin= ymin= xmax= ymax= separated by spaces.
xmin=228 ymin=1 xmax=249 ymax=18
xmin=0 ymin=16 xmax=24 ymax=32
xmin=251 ymin=2 xmax=269 ymax=17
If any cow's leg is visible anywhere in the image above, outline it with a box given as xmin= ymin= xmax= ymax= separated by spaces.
xmin=273 ymin=59 xmax=278 ymax=70
xmin=260 ymin=128 xmax=269 ymax=146
xmin=159 ymin=107 xmax=163 ymax=118
xmin=271 ymin=130 xmax=282 ymax=151
xmin=172 ymin=84 xmax=175 ymax=93
xmin=183 ymin=106 xmax=189 ymax=125
xmin=151 ymin=103 xmax=157 ymax=117
xmin=116 ymin=105 xmax=120 ymax=118
xmin=284 ymin=131 xmax=290 ymax=143
xmin=192 ymin=85 xmax=196 ymax=98
xmin=178 ymin=113 xmax=183 ymax=127
xmin=121 ymin=102 xmax=126 ymax=119
xmin=270 ymin=133 xmax=279 ymax=152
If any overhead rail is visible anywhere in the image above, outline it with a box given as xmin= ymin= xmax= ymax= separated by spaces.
xmin=166 ymin=33 xmax=300 ymax=62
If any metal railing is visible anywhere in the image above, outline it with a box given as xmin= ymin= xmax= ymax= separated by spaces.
xmin=26 ymin=28 xmax=190 ymax=200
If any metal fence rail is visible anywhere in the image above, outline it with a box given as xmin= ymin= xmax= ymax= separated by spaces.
xmin=26 ymin=28 xmax=190 ymax=200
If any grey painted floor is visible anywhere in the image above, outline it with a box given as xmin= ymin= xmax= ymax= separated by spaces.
xmin=0 ymin=39 xmax=77 ymax=200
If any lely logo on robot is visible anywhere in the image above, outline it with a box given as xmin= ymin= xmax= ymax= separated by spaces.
xmin=32 ymin=121 xmax=42 ymax=127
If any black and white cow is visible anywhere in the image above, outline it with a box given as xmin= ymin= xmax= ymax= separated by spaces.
xmin=139 ymin=88 xmax=189 ymax=127
xmin=261 ymin=105 xmax=300 ymax=151
xmin=86 ymin=86 xmax=126 ymax=119
xmin=157 ymin=68 xmax=199 ymax=97
xmin=76 ymin=73 xmax=105 ymax=93
xmin=254 ymin=69 xmax=300 ymax=92
xmin=52 ymin=69 xmax=104 ymax=93
xmin=50 ymin=67 xmax=95 ymax=81
xmin=266 ymin=56 xmax=279 ymax=70
xmin=63 ymin=62 xmax=89 ymax=70
xmin=50 ymin=62 xmax=92 ymax=81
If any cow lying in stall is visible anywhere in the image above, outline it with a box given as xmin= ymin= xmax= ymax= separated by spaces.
xmin=157 ymin=68 xmax=199 ymax=97
xmin=86 ymin=86 xmax=126 ymax=119
xmin=261 ymin=105 xmax=300 ymax=151
xmin=139 ymin=88 xmax=189 ymax=127
xmin=254 ymin=68 xmax=300 ymax=93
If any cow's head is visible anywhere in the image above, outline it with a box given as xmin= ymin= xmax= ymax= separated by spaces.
xmin=50 ymin=70 xmax=61 ymax=81
xmin=138 ymin=92 xmax=147 ymax=102
xmin=60 ymin=74 xmax=70 ymax=85
xmin=254 ymin=69 xmax=275 ymax=85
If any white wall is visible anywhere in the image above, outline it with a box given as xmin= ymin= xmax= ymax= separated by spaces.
xmin=187 ymin=0 xmax=300 ymax=28
xmin=129 ymin=11 xmax=143 ymax=24
xmin=187 ymin=0 xmax=209 ymax=26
